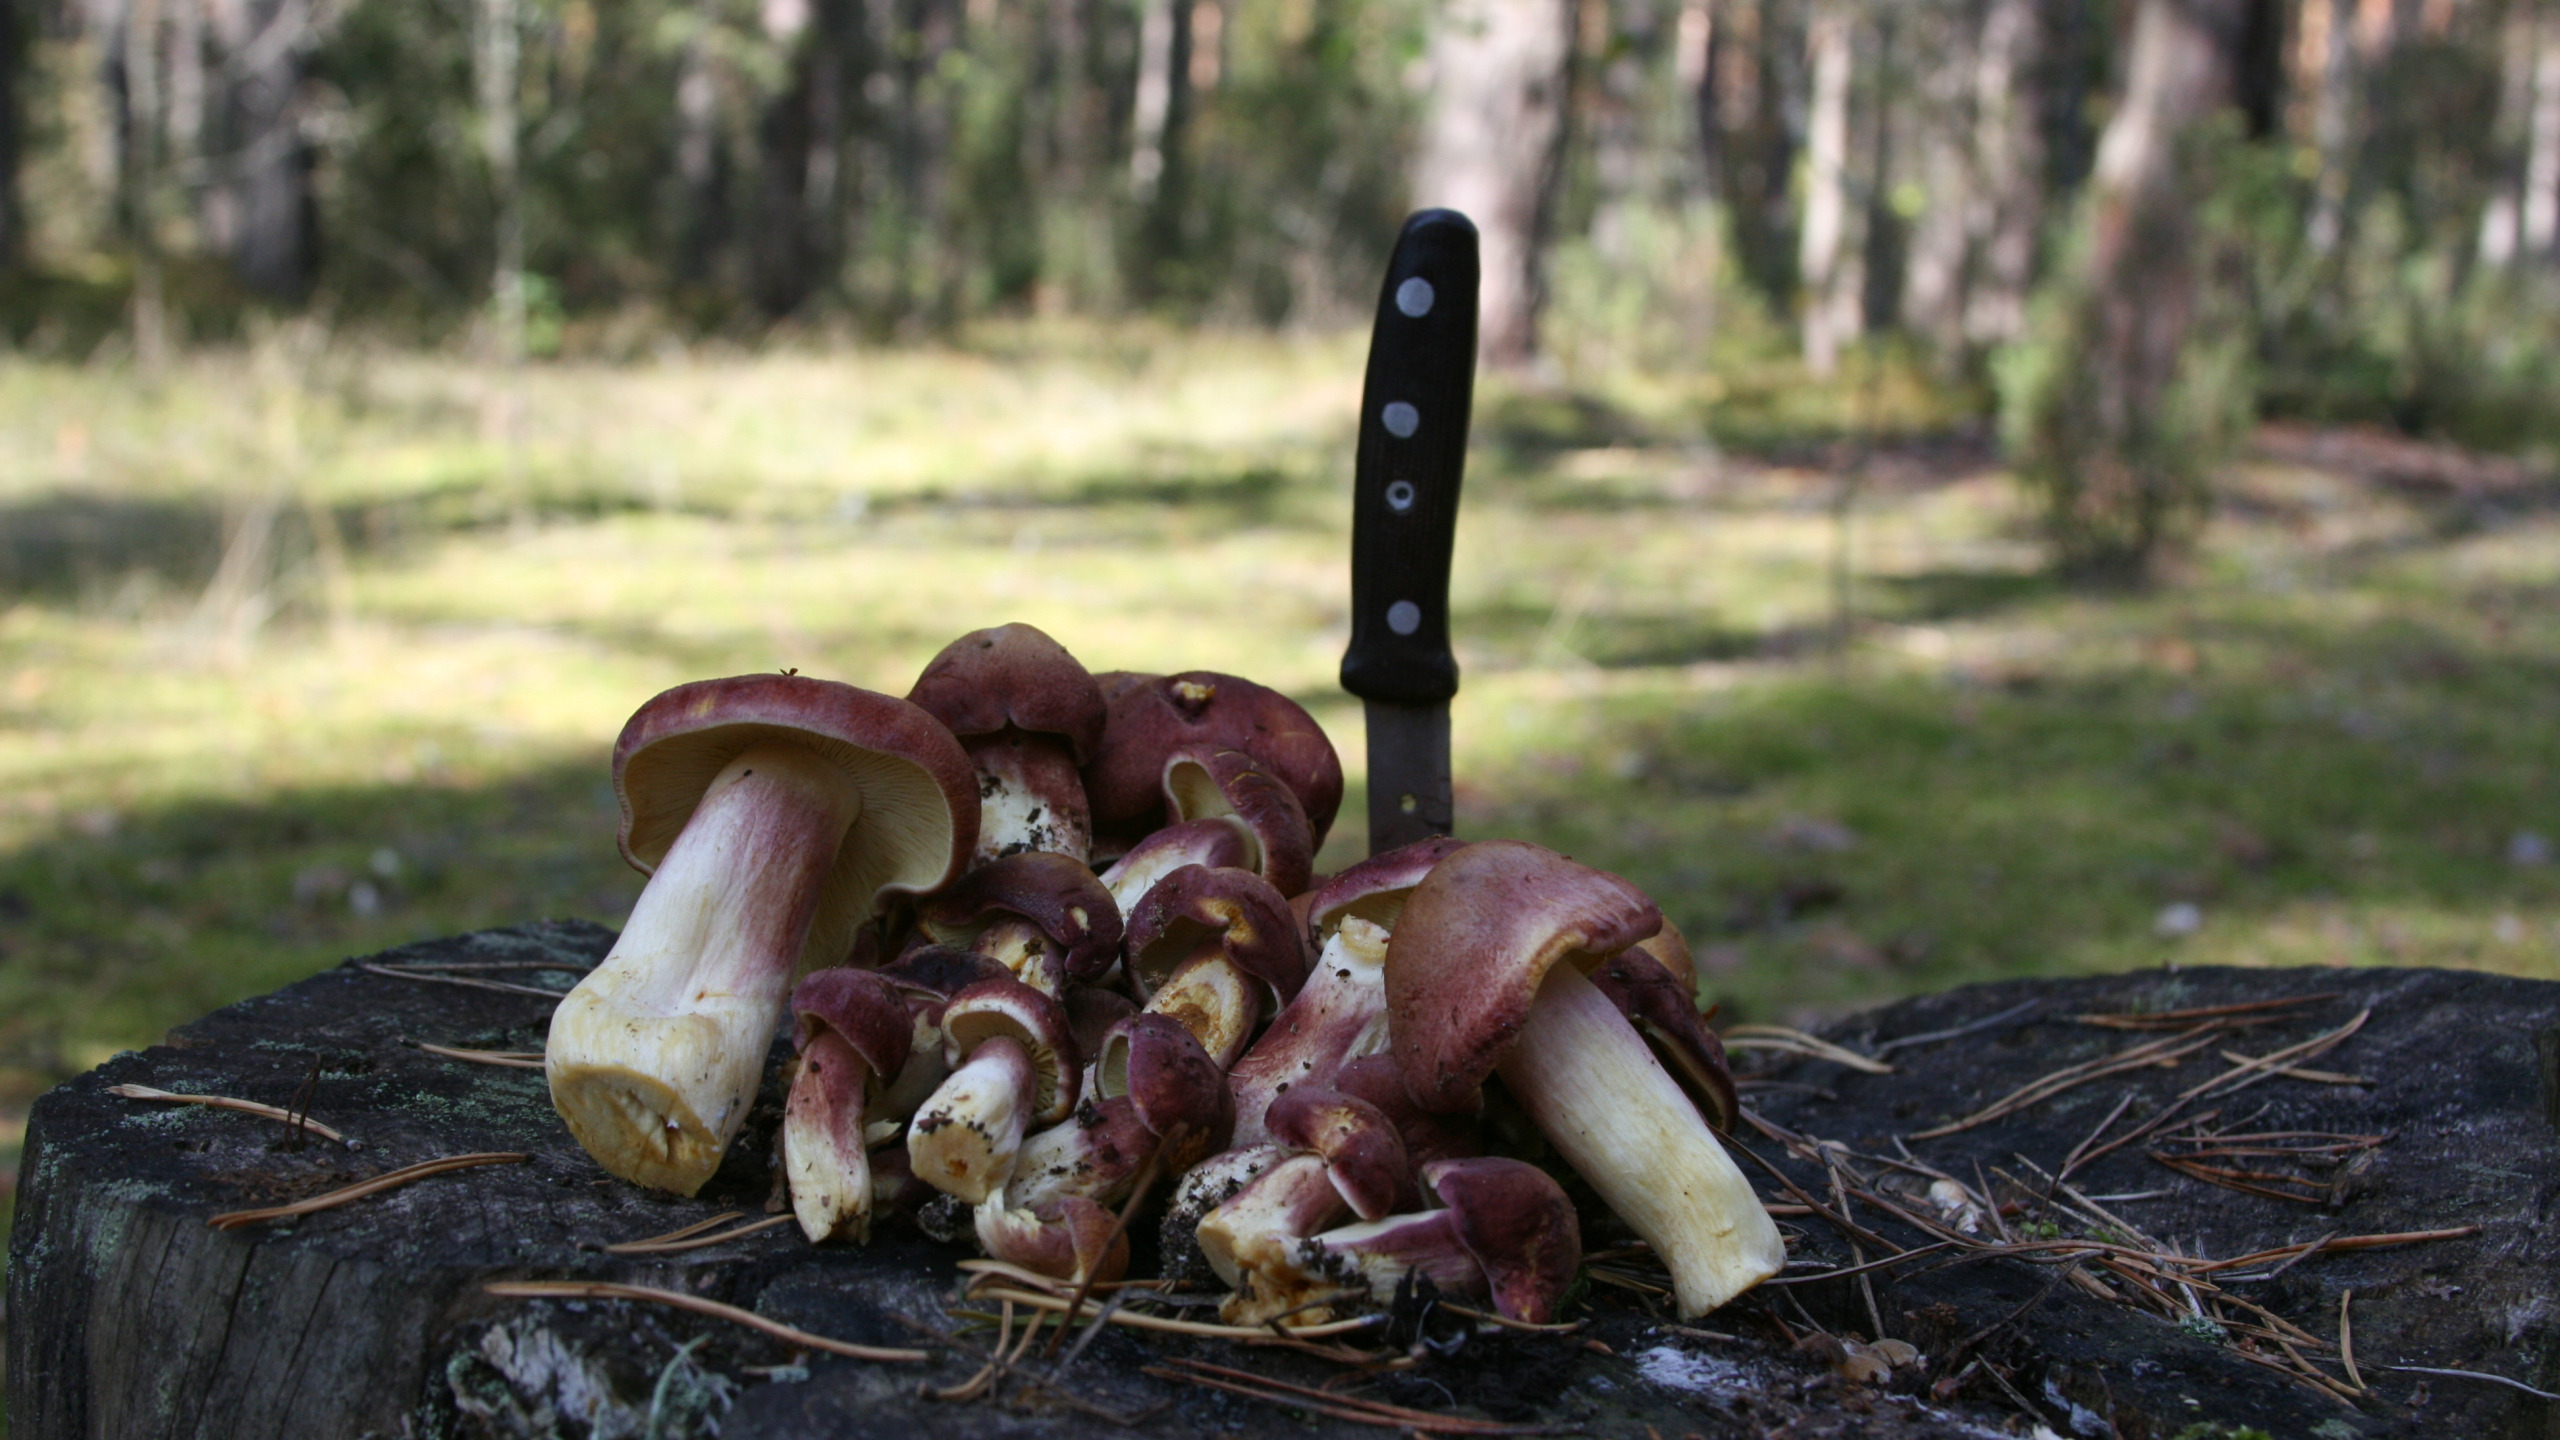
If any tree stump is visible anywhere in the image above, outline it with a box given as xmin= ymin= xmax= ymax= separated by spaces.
xmin=8 ymin=920 xmax=2556 ymax=1439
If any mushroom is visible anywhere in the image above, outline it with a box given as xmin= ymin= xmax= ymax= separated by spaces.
xmin=1288 ymin=1157 xmax=1582 ymax=1324
xmin=1194 ymin=1086 xmax=1419 ymax=1324
xmin=1096 ymin=814 xmax=1256 ymax=916
xmin=1227 ymin=835 xmax=1464 ymax=1144
xmin=870 ymin=943 xmax=1016 ymax=1122
xmin=1005 ymin=1013 xmax=1230 ymax=1212
xmin=906 ymin=976 xmax=1079 ymax=1203
xmin=546 ymin=675 xmax=975 ymax=1194
xmin=973 ymin=1192 xmax=1132 ymax=1284
xmin=1384 ymin=840 xmax=1784 ymax=1318
xmin=910 ymin=850 xmax=1122 ymax=996
xmin=1084 ymin=670 xmax=1343 ymax=859
xmin=781 ymin=967 xmax=913 ymax=1242
xmin=1122 ymin=863 xmax=1309 ymax=1068
xmin=906 ymin=623 xmax=1108 ymax=866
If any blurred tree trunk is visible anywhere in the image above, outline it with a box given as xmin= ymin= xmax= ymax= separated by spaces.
xmin=219 ymin=0 xmax=319 ymax=301
xmin=749 ymin=0 xmax=831 ymax=316
xmin=1905 ymin=0 xmax=2046 ymax=364
xmin=2004 ymin=0 xmax=2256 ymax=581
xmin=2526 ymin=5 xmax=2560 ymax=255
xmin=672 ymin=0 xmax=728 ymax=289
xmin=121 ymin=0 xmax=172 ymax=363
xmin=1415 ymin=0 xmax=1573 ymax=371
xmin=1698 ymin=0 xmax=1801 ymax=312
xmin=1798 ymin=0 xmax=1853 ymax=375
xmin=0 ymin=0 xmax=24 ymax=266
xmin=2304 ymin=0 xmax=2354 ymax=252
xmin=476 ymin=0 xmax=523 ymax=361
xmin=2479 ymin=0 xmax=2535 ymax=264
xmin=1126 ymin=0 xmax=1191 ymax=302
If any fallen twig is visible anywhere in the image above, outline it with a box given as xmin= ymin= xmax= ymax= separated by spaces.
xmin=1871 ymin=1000 xmax=2042 ymax=1057
xmin=2381 ymin=1365 xmax=2560 ymax=1402
xmin=1049 ymin=1121 xmax=1185 ymax=1357
xmin=2074 ymin=994 xmax=2340 ymax=1030
xmin=409 ymin=1041 xmax=546 ymax=1069
xmin=605 ymin=1214 xmax=794 ymax=1255
xmin=1722 ymin=1025 xmax=1893 ymax=1074
xmin=2340 ymin=1290 xmax=2364 ymax=1393
xmin=110 ymin=1083 xmax=350 ymax=1145
xmin=208 ymin=1152 xmax=526 ymax=1229
xmin=359 ymin=963 xmax=568 ymax=999
xmin=1910 ymin=1025 xmax=2231 ymax=1139
xmin=969 ymin=1283 xmax=1384 ymax=1341
xmin=487 ymin=1278 xmax=930 ymax=1362
xmin=1143 ymin=1358 xmax=1564 ymax=1434
xmin=2193 ymin=1226 xmax=2480 ymax=1275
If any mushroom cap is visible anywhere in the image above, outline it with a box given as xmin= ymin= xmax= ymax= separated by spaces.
xmin=1304 ymin=834 xmax=1467 ymax=941
xmin=790 ymin=967 xmax=915 ymax=1083
xmin=1123 ymin=864 xmax=1310 ymax=1007
xmin=614 ymin=674 xmax=978 ymax=973
xmin=1424 ymin=1156 xmax=1582 ymax=1325
xmin=974 ymin=1192 xmax=1130 ymax=1284
xmin=1632 ymin=916 xmax=1696 ymax=991
xmin=1084 ymin=671 xmax=1344 ymax=849
xmin=939 ymin=977 xmax=1081 ymax=1124
xmin=1330 ymin=1054 xmax=1483 ymax=1165
xmin=1095 ymin=1012 xmax=1235 ymax=1157
xmin=1097 ymin=814 xmax=1257 ymax=914
xmin=905 ymin=623 xmax=1107 ymax=761
xmin=876 ymin=944 xmax=1016 ymax=1017
xmin=1163 ymin=748 xmax=1316 ymax=898
xmin=915 ymin=851 xmax=1124 ymax=986
xmin=1263 ymin=1086 xmax=1416 ymax=1221
xmin=1384 ymin=840 xmax=1663 ymax=1114
xmin=1590 ymin=947 xmax=1738 ymax=1132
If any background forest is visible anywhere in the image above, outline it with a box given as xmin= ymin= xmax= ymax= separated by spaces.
xmin=5 ymin=1 xmax=2560 ymax=1383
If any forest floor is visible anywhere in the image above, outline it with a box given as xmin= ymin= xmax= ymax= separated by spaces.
xmin=2 ymin=323 xmax=2557 ymax=1321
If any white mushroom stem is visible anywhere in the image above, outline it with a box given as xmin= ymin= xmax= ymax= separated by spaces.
xmin=1228 ymin=917 xmax=1391 ymax=1146
xmin=1493 ymin=962 xmax=1785 ymax=1318
xmin=1196 ymin=1154 xmax=1355 ymax=1325
xmin=784 ymin=1029 xmax=876 ymax=1242
xmin=547 ymin=743 xmax=863 ymax=1194
xmin=907 ymin=1035 xmax=1037 ymax=1203
xmin=1290 ymin=1209 xmax=1487 ymax=1307
xmin=1141 ymin=949 xmax=1261 ymax=1070
xmin=968 ymin=730 xmax=1090 ymax=865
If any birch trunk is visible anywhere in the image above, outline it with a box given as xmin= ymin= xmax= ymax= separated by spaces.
xmin=1797 ymin=0 xmax=1854 ymax=376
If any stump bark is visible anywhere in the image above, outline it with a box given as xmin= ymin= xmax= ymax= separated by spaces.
xmin=7 ymin=921 xmax=2556 ymax=1439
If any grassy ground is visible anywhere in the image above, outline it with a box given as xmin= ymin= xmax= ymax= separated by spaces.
xmin=3 ymin=325 xmax=2557 ymax=1385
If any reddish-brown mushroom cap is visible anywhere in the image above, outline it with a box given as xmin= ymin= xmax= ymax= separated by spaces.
xmin=914 ymin=851 xmax=1124 ymax=988
xmin=1084 ymin=671 xmax=1344 ymax=851
xmin=1097 ymin=815 xmax=1257 ymax=914
xmin=792 ymin=967 xmax=915 ymax=1079
xmin=1329 ymin=1054 xmax=1483 ymax=1166
xmin=974 ymin=1192 xmax=1131 ymax=1284
xmin=1385 ymin=840 xmax=1662 ymax=1113
xmin=1304 ymin=834 xmax=1467 ymax=941
xmin=1096 ymin=1012 xmax=1236 ymax=1160
xmin=1123 ymin=864 xmax=1310 ymax=1007
xmin=1263 ymin=1086 xmax=1417 ymax=1221
xmin=1161 ymin=748 xmax=1317 ymax=898
xmin=1420 ymin=1157 xmax=1582 ymax=1324
xmin=939 ymin=977 xmax=1081 ymax=1124
xmin=615 ymin=673 xmax=980 ymax=971
xmin=905 ymin=623 xmax=1107 ymax=761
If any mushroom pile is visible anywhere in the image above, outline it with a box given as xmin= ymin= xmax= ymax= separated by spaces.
xmin=545 ymin=623 xmax=1785 ymax=1324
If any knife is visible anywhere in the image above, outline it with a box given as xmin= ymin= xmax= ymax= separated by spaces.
xmin=1341 ymin=209 xmax=1478 ymax=856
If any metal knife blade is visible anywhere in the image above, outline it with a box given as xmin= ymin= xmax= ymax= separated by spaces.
xmin=1340 ymin=209 xmax=1478 ymax=856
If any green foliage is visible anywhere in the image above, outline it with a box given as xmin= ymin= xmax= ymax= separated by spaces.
xmin=1997 ymin=130 xmax=2258 ymax=584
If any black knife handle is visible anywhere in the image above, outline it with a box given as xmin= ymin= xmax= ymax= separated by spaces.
xmin=1341 ymin=209 xmax=1477 ymax=708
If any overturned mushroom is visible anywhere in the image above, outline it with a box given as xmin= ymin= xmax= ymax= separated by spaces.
xmin=1195 ymin=1086 xmax=1419 ymax=1325
xmin=547 ymin=675 xmax=975 ymax=1194
xmin=1385 ymin=840 xmax=1783 ymax=1318
xmin=910 ymin=850 xmax=1122 ymax=996
xmin=781 ymin=967 xmax=913 ymax=1243
xmin=906 ymin=977 xmax=1079 ymax=1203
xmin=907 ymin=623 xmax=1107 ymax=866
xmin=1290 ymin=1157 xmax=1582 ymax=1325
xmin=1123 ymin=864 xmax=1309 ymax=1069
xmin=1096 ymin=814 xmax=1257 ymax=917
xmin=1006 ymin=1013 xmax=1230 ymax=1212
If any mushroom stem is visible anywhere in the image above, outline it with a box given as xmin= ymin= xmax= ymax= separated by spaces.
xmin=907 ymin=1035 xmax=1038 ymax=1203
xmin=548 ymin=743 xmax=863 ymax=1193
xmin=1492 ymin=962 xmax=1784 ymax=1317
xmin=967 ymin=730 xmax=1091 ymax=865
xmin=784 ymin=1028 xmax=875 ymax=1242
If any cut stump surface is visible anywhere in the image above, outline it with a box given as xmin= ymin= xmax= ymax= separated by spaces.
xmin=7 ymin=920 xmax=2557 ymax=1438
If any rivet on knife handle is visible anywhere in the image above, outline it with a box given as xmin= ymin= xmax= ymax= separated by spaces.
xmin=1342 ymin=209 xmax=1477 ymax=854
